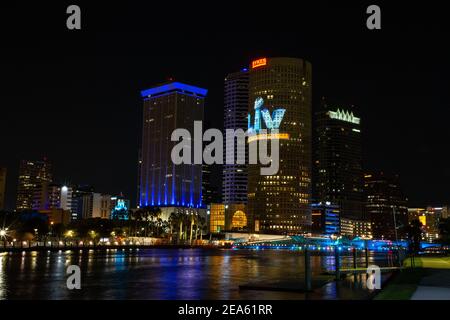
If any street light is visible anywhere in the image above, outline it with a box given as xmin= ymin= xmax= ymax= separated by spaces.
xmin=49 ymin=221 xmax=54 ymax=238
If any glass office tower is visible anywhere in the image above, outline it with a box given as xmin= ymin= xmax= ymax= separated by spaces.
xmin=139 ymin=82 xmax=207 ymax=209
xmin=247 ymin=57 xmax=312 ymax=234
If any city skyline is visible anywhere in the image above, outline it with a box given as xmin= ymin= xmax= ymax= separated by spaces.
xmin=1 ymin=4 xmax=449 ymax=210
xmin=1 ymin=2 xmax=450 ymax=304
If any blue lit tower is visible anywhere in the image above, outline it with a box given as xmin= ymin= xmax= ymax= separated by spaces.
xmin=139 ymin=82 xmax=207 ymax=210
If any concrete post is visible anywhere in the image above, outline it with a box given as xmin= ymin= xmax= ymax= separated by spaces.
xmin=335 ymin=246 xmax=340 ymax=280
xmin=305 ymin=247 xmax=312 ymax=291
xmin=365 ymin=247 xmax=369 ymax=268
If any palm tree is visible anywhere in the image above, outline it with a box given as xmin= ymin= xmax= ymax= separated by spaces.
xmin=180 ymin=213 xmax=190 ymax=242
xmin=134 ymin=206 xmax=162 ymax=237
xmin=129 ymin=209 xmax=144 ymax=236
xmin=197 ymin=215 xmax=207 ymax=241
xmin=160 ymin=220 xmax=169 ymax=238
xmin=168 ymin=212 xmax=177 ymax=241
xmin=141 ymin=206 xmax=161 ymax=236
xmin=189 ymin=213 xmax=196 ymax=244
xmin=406 ymin=219 xmax=423 ymax=254
xmin=155 ymin=218 xmax=163 ymax=237
xmin=168 ymin=211 xmax=185 ymax=242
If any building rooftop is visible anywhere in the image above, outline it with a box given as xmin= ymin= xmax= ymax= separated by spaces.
xmin=140 ymin=82 xmax=208 ymax=98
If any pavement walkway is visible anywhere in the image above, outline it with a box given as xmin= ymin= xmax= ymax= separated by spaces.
xmin=410 ymin=257 xmax=450 ymax=300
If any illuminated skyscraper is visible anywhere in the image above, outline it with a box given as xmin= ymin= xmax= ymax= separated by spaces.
xmin=222 ymin=69 xmax=250 ymax=230
xmin=16 ymin=158 xmax=52 ymax=211
xmin=247 ymin=57 xmax=312 ymax=234
xmin=139 ymin=81 xmax=207 ymax=209
xmin=365 ymin=172 xmax=408 ymax=240
xmin=202 ymin=120 xmax=221 ymax=206
xmin=314 ymin=98 xmax=364 ymax=225
xmin=223 ymin=69 xmax=249 ymax=206
xmin=71 ymin=185 xmax=94 ymax=220
xmin=311 ymin=202 xmax=340 ymax=235
xmin=47 ymin=184 xmax=74 ymax=213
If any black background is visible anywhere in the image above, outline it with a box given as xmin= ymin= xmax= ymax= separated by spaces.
xmin=0 ymin=300 xmax=447 ymax=317
xmin=1 ymin=1 xmax=449 ymax=209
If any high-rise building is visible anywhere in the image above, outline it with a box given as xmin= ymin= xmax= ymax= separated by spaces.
xmin=111 ymin=195 xmax=130 ymax=220
xmin=426 ymin=206 xmax=449 ymax=241
xmin=408 ymin=207 xmax=440 ymax=242
xmin=441 ymin=206 xmax=449 ymax=220
xmin=75 ymin=192 xmax=111 ymax=219
xmin=311 ymin=202 xmax=340 ymax=235
xmin=222 ymin=69 xmax=250 ymax=231
xmin=139 ymin=81 xmax=206 ymax=211
xmin=426 ymin=206 xmax=449 ymax=221
xmin=47 ymin=184 xmax=74 ymax=213
xmin=340 ymin=217 xmax=373 ymax=239
xmin=71 ymin=185 xmax=94 ymax=220
xmin=202 ymin=164 xmax=220 ymax=206
xmin=247 ymin=57 xmax=312 ymax=234
xmin=0 ymin=167 xmax=6 ymax=210
xmin=314 ymin=98 xmax=364 ymax=223
xmin=222 ymin=68 xmax=249 ymax=230
xmin=223 ymin=69 xmax=249 ymax=205
xmin=365 ymin=172 xmax=408 ymax=240
xmin=32 ymin=181 xmax=51 ymax=210
xmin=137 ymin=148 xmax=142 ymax=208
xmin=16 ymin=158 xmax=52 ymax=211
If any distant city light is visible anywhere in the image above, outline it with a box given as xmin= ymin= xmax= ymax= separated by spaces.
xmin=327 ymin=109 xmax=360 ymax=124
xmin=252 ymin=58 xmax=267 ymax=69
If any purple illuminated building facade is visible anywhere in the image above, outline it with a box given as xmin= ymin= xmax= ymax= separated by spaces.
xmin=138 ymin=82 xmax=207 ymax=209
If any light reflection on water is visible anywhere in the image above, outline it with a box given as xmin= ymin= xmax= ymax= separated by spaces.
xmin=0 ymin=249 xmax=392 ymax=300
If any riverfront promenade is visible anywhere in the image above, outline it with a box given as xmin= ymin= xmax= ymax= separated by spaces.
xmin=0 ymin=240 xmax=228 ymax=252
xmin=375 ymin=256 xmax=450 ymax=300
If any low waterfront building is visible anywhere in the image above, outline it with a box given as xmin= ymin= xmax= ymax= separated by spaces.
xmin=110 ymin=195 xmax=130 ymax=220
xmin=209 ymin=203 xmax=225 ymax=233
xmin=208 ymin=203 xmax=248 ymax=233
xmin=311 ymin=202 xmax=340 ymax=235
xmin=74 ymin=192 xmax=112 ymax=219
xmin=39 ymin=208 xmax=71 ymax=225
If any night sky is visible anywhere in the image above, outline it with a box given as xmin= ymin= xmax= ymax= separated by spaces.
xmin=1 ymin=2 xmax=448 ymax=209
